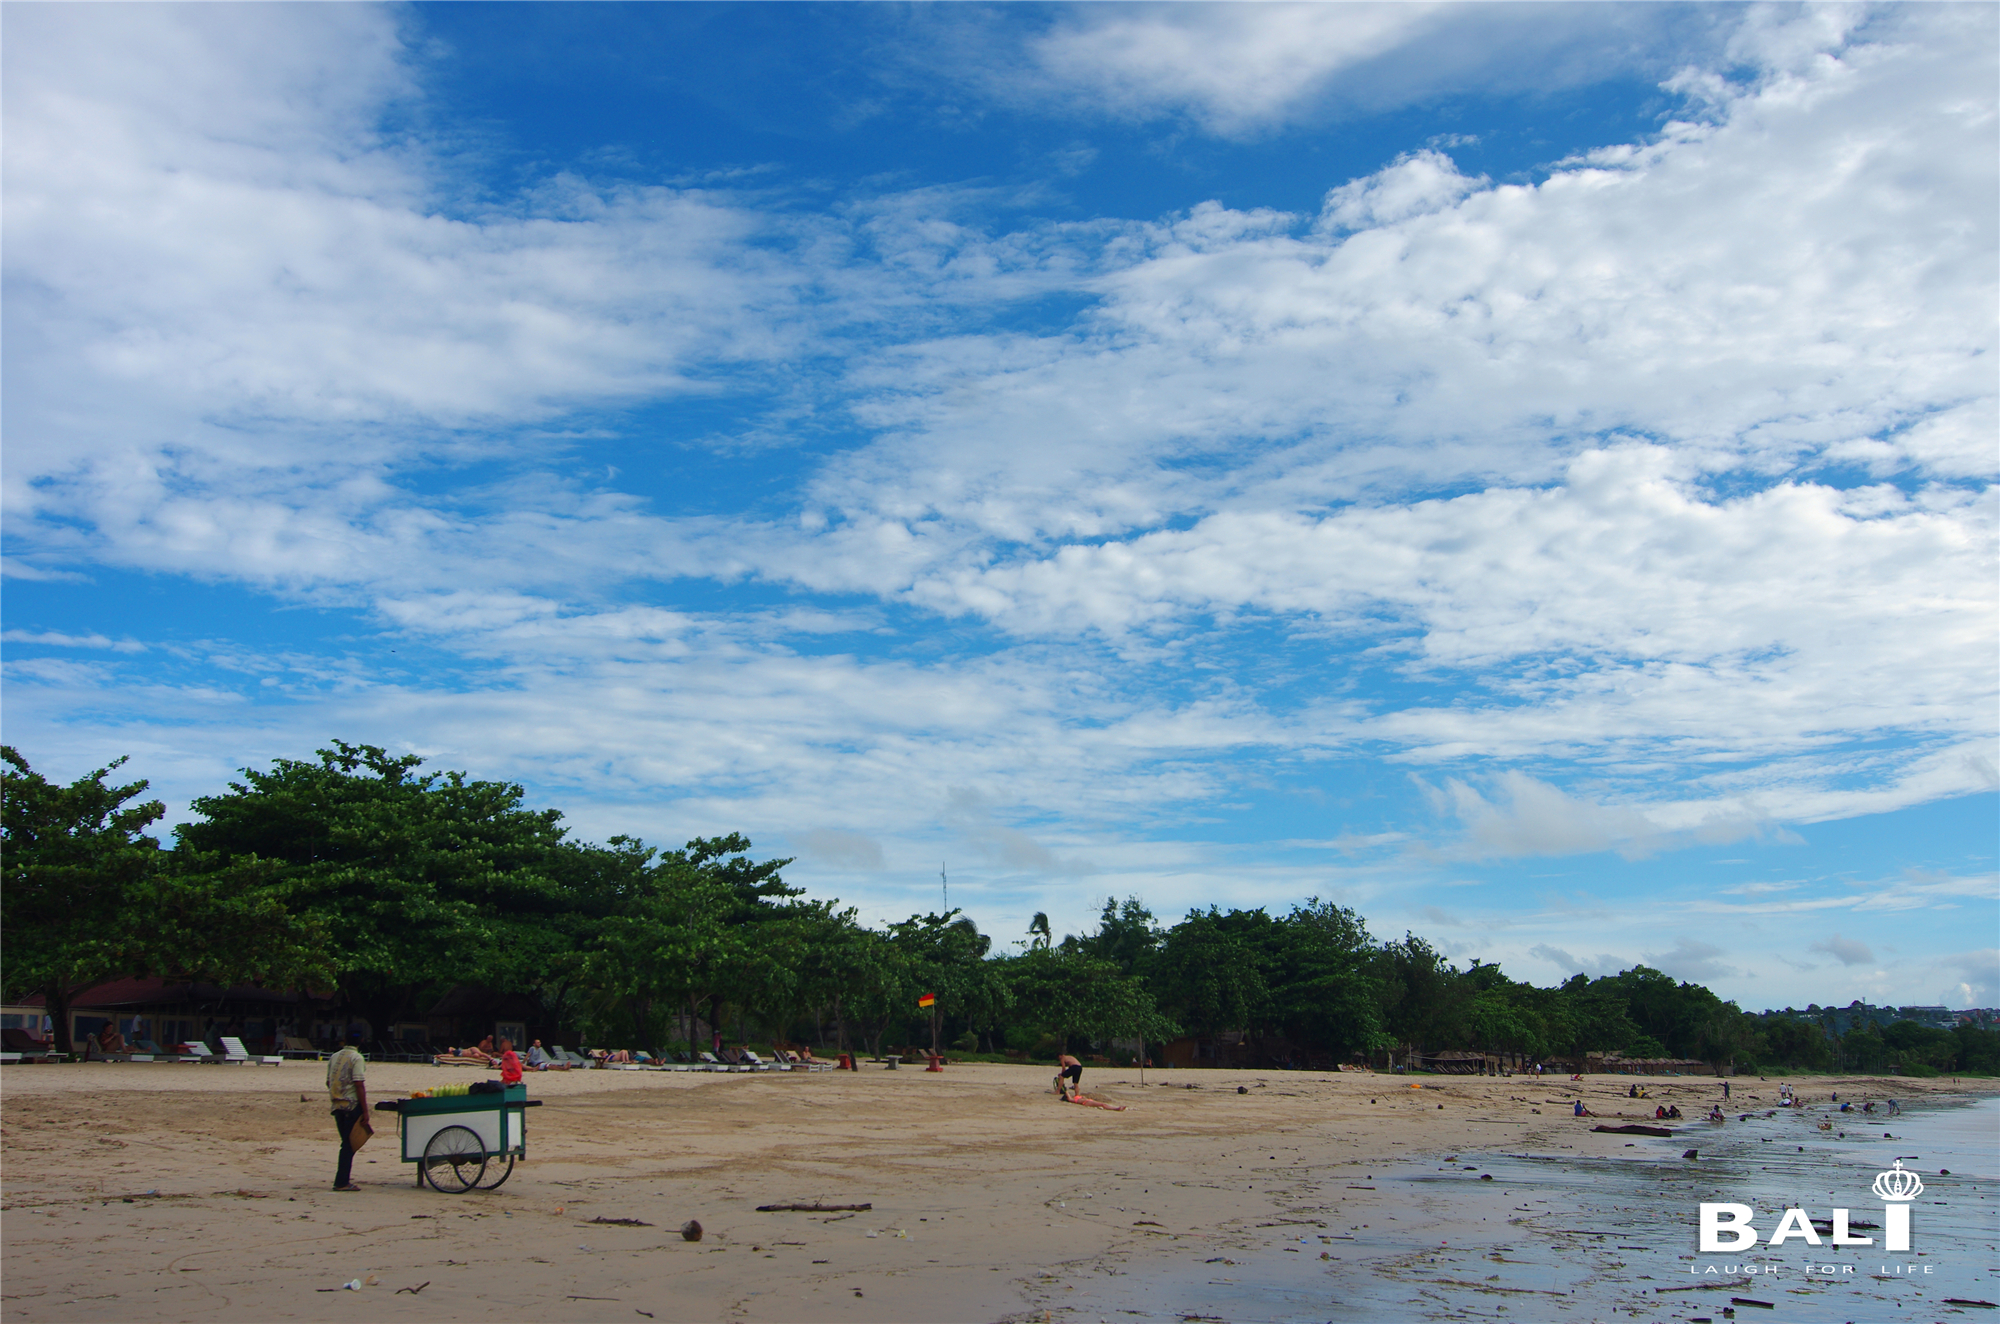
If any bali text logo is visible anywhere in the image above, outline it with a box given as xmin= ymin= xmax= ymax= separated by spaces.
xmin=1700 ymin=1160 xmax=1923 ymax=1253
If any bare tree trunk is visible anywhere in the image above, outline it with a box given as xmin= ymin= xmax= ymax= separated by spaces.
xmin=47 ymin=985 xmax=74 ymax=1054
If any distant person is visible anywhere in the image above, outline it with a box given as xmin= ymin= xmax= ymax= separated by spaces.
xmin=496 ymin=1037 xmax=523 ymax=1086
xmin=1573 ymin=1100 xmax=1592 ymax=1117
xmin=1722 ymin=1080 xmax=1730 ymax=1100
xmin=1054 ymin=1053 xmax=1083 ymax=1101
xmin=326 ymin=1032 xmax=369 ymax=1191
xmin=97 ymin=1024 xmax=129 ymax=1055
xmin=1708 ymin=1105 xmax=1725 ymax=1123
xmin=1665 ymin=1105 xmax=1683 ymax=1120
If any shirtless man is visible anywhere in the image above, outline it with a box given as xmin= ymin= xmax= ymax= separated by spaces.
xmin=1053 ymin=1053 xmax=1083 ymax=1100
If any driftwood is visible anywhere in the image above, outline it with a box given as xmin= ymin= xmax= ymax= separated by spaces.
xmin=1591 ymin=1123 xmax=1675 ymax=1137
xmin=757 ymin=1201 xmax=873 ymax=1213
xmin=1656 ymin=1280 xmax=1752 ymax=1304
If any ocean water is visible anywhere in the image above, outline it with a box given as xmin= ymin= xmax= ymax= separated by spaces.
xmin=1044 ymin=1092 xmax=1999 ymax=1323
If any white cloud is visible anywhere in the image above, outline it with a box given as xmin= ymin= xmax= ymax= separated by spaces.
xmin=1808 ymin=933 xmax=1875 ymax=967
xmin=0 ymin=0 xmax=1992 ymax=954
xmin=1 ymin=629 xmax=145 ymax=653
xmin=993 ymin=3 xmax=1729 ymax=136
xmin=1643 ymin=936 xmax=1739 ymax=984
xmin=1526 ymin=943 xmax=1628 ymax=979
xmin=1027 ymin=4 xmax=1444 ymax=133
xmin=794 ymin=828 xmax=886 ymax=872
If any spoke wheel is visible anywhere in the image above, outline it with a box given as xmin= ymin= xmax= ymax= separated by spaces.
xmin=478 ymin=1153 xmax=516 ymax=1190
xmin=421 ymin=1125 xmax=487 ymax=1193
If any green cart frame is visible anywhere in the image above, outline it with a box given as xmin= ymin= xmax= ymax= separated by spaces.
xmin=378 ymin=1084 xmax=537 ymax=1193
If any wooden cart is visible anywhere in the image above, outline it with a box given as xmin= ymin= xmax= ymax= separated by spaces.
xmin=376 ymin=1083 xmax=538 ymax=1192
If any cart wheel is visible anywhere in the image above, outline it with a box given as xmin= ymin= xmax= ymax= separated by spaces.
xmin=421 ymin=1125 xmax=487 ymax=1193
xmin=478 ymin=1154 xmax=516 ymax=1190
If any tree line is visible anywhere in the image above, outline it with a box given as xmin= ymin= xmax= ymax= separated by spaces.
xmin=5 ymin=742 xmax=1993 ymax=1076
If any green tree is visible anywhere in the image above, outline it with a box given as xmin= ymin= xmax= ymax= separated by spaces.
xmin=3 ymin=748 xmax=330 ymax=1052
xmin=887 ymin=910 xmax=995 ymax=1058
xmin=1266 ymin=899 xmax=1388 ymax=1060
xmin=175 ymin=741 xmax=575 ymax=1034
xmin=1152 ymin=908 xmax=1270 ymax=1041
xmin=1371 ymin=934 xmax=1462 ymax=1062
xmin=1003 ymin=945 xmax=1176 ymax=1066
xmin=1075 ymin=896 xmax=1162 ymax=976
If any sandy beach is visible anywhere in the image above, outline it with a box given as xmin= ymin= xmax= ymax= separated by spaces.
xmin=2 ymin=1061 xmax=1992 ymax=1322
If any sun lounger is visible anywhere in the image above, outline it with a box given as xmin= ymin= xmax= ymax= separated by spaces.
xmin=278 ymin=1036 xmax=325 ymax=1060
xmin=220 ymin=1036 xmax=283 ymax=1065
xmin=0 ymin=1029 xmax=67 ymax=1062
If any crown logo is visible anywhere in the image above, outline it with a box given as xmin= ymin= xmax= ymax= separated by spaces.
xmin=1872 ymin=1160 xmax=1924 ymax=1202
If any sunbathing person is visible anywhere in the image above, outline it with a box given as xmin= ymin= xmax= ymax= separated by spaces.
xmin=98 ymin=1025 xmax=130 ymax=1055
xmin=524 ymin=1040 xmax=569 ymax=1071
xmin=600 ymin=1048 xmax=633 ymax=1064
xmin=1066 ymin=1092 xmax=1126 ymax=1111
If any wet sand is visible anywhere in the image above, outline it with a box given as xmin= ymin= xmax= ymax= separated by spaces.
xmin=1 ymin=1062 xmax=1990 ymax=1322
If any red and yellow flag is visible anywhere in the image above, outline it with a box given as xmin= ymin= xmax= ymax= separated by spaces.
xmin=917 ymin=992 xmax=936 ymax=1009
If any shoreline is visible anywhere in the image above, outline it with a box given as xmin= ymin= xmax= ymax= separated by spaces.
xmin=3 ymin=1063 xmax=1992 ymax=1321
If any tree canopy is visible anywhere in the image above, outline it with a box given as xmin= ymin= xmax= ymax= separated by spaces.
xmin=5 ymin=741 xmax=1992 ymax=1076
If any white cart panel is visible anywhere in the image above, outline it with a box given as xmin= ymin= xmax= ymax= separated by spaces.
xmin=401 ymin=1106 xmax=518 ymax=1160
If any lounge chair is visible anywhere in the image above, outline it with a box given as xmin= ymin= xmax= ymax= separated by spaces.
xmin=550 ymin=1046 xmax=593 ymax=1069
xmin=0 ymin=1029 xmax=67 ymax=1062
xmin=177 ymin=1041 xmax=221 ymax=1063
xmin=220 ymin=1036 xmax=283 ymax=1065
xmin=277 ymin=1036 xmax=325 ymax=1060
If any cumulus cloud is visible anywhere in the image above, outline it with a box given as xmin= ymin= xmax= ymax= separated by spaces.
xmin=1939 ymin=949 xmax=1999 ymax=1008
xmin=1 ymin=1 xmax=1992 ymax=974
xmin=1644 ymin=937 xmax=1739 ymax=984
xmin=992 ymin=3 xmax=1726 ymax=135
xmin=1527 ymin=944 xmax=1628 ymax=978
xmin=1809 ymin=933 xmax=1875 ymax=967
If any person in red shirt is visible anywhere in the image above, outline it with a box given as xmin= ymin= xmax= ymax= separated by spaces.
xmin=496 ymin=1037 xmax=523 ymax=1086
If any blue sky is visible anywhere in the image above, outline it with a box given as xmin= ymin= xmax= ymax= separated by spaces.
xmin=3 ymin=2 xmax=1994 ymax=1010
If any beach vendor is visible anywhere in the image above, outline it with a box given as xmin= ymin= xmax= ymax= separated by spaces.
xmin=326 ymin=1032 xmax=369 ymax=1192
xmin=1053 ymin=1053 xmax=1083 ymax=1101
xmin=497 ymin=1037 xmax=524 ymax=1085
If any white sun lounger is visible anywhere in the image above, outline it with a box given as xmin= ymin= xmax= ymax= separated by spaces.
xmin=220 ymin=1036 xmax=284 ymax=1065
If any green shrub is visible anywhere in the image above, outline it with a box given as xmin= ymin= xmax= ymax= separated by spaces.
xmin=1899 ymin=1062 xmax=1939 ymax=1078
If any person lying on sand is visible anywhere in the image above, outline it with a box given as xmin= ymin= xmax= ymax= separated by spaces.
xmin=1066 ymin=1092 xmax=1125 ymax=1111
